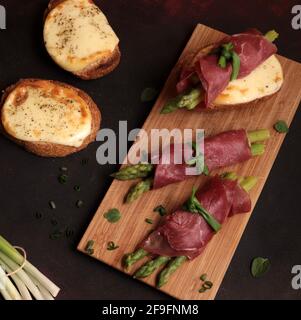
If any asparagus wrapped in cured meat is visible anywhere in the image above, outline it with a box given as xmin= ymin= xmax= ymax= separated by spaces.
xmin=123 ymin=172 xmax=257 ymax=287
xmin=111 ymin=129 xmax=269 ymax=203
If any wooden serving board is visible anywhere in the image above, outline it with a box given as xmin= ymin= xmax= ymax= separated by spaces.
xmin=78 ymin=24 xmax=301 ymax=300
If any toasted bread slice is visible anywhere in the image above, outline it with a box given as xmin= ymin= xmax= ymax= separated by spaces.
xmin=0 ymin=79 xmax=101 ymax=157
xmin=44 ymin=0 xmax=121 ymax=80
xmin=179 ymin=44 xmax=284 ymax=110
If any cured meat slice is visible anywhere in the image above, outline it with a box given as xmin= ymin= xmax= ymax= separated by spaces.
xmin=141 ymin=176 xmax=251 ymax=259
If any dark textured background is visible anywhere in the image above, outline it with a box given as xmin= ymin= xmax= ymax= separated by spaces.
xmin=0 ymin=0 xmax=300 ymax=300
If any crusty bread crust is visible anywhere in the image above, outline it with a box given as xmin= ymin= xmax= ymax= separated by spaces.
xmin=0 ymin=79 xmax=101 ymax=157
xmin=178 ymin=44 xmax=282 ymax=111
xmin=44 ymin=0 xmax=121 ymax=80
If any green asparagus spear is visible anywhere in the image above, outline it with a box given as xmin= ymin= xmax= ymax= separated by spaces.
xmin=123 ymin=249 xmax=149 ymax=269
xmin=161 ymin=88 xmax=203 ymax=114
xmin=265 ymin=30 xmax=279 ymax=42
xmin=240 ymin=176 xmax=258 ymax=193
xmin=134 ymin=256 xmax=171 ymax=279
xmin=247 ymin=129 xmax=270 ymax=144
xmin=157 ymin=256 xmax=188 ymax=288
xmin=251 ymin=143 xmax=265 ymax=157
xmin=111 ymin=164 xmax=154 ymax=181
xmin=126 ymin=178 xmax=153 ymax=204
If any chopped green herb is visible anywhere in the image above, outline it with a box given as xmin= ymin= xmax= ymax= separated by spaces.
xmin=51 ymin=219 xmax=58 ymax=226
xmin=104 ymin=208 xmax=121 ymax=223
xmin=35 ymin=212 xmax=42 ymax=220
xmin=200 ymin=274 xmax=207 ymax=281
xmin=85 ymin=240 xmax=95 ymax=255
xmin=107 ymin=241 xmax=119 ymax=251
xmin=65 ymin=228 xmax=74 ymax=238
xmin=81 ymin=158 xmax=89 ymax=166
xmin=49 ymin=201 xmax=56 ymax=210
xmin=141 ymin=87 xmax=158 ymax=102
xmin=274 ymin=121 xmax=289 ymax=134
xmin=58 ymin=174 xmax=68 ymax=184
xmin=74 ymin=185 xmax=81 ymax=192
xmin=145 ymin=218 xmax=153 ymax=225
xmin=203 ymin=281 xmax=213 ymax=290
xmin=251 ymin=257 xmax=271 ymax=278
xmin=76 ymin=200 xmax=84 ymax=208
xmin=154 ymin=205 xmax=167 ymax=217
xmin=49 ymin=230 xmax=64 ymax=240
xmin=199 ymin=287 xmax=207 ymax=293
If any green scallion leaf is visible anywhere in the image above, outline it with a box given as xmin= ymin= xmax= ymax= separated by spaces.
xmin=218 ymin=55 xmax=227 ymax=68
xmin=184 ymin=187 xmax=221 ymax=232
xmin=104 ymin=208 xmax=121 ymax=223
xmin=274 ymin=120 xmax=289 ymax=134
xmin=231 ymin=52 xmax=241 ymax=81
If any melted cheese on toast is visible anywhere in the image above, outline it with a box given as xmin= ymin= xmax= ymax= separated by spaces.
xmin=2 ymin=80 xmax=92 ymax=147
xmin=44 ymin=0 xmax=119 ymax=73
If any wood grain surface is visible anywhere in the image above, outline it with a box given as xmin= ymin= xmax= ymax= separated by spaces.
xmin=78 ymin=24 xmax=301 ymax=300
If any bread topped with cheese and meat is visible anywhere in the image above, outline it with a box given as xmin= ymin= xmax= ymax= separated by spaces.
xmin=43 ymin=0 xmax=121 ymax=80
xmin=0 ymin=79 xmax=101 ymax=157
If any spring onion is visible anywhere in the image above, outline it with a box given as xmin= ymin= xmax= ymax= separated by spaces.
xmin=0 ymin=235 xmax=60 ymax=300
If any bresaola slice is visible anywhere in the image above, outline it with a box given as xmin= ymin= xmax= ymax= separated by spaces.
xmin=153 ymin=129 xmax=252 ymax=189
xmin=141 ymin=176 xmax=251 ymax=260
xmin=178 ymin=30 xmax=278 ymax=107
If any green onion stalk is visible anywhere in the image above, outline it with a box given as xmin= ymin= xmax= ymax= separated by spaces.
xmin=0 ymin=235 xmax=60 ymax=300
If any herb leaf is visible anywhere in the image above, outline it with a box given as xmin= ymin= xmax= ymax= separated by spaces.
xmin=251 ymin=257 xmax=270 ymax=278
xmin=274 ymin=121 xmax=289 ymax=134
xmin=141 ymin=87 xmax=158 ymax=103
xmin=154 ymin=205 xmax=167 ymax=217
xmin=104 ymin=208 xmax=121 ymax=223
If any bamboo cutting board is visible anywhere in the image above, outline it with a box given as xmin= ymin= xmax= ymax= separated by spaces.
xmin=78 ymin=24 xmax=301 ymax=300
